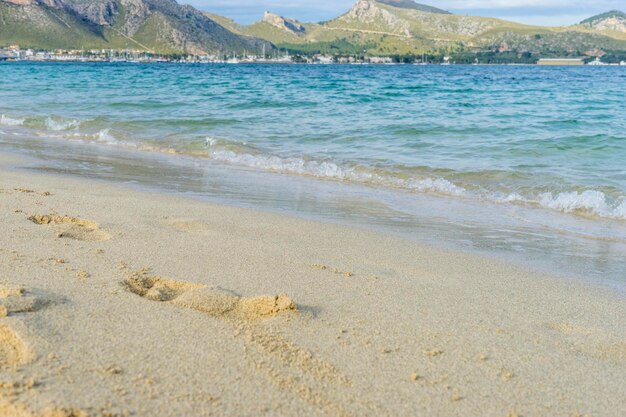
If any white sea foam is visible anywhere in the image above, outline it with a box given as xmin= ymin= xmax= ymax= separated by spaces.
xmin=206 ymin=140 xmax=626 ymax=220
xmin=0 ymin=115 xmax=24 ymax=126
xmin=206 ymin=139 xmax=468 ymax=198
xmin=203 ymin=138 xmax=626 ymax=221
xmin=96 ymin=129 xmax=117 ymax=144
xmin=494 ymin=193 xmax=528 ymax=203
xmin=538 ymin=190 xmax=626 ymax=219
xmin=205 ymin=137 xmax=219 ymax=147
xmin=615 ymin=200 xmax=626 ymax=218
xmin=33 ymin=127 xmax=122 ymax=148
xmin=45 ymin=117 xmax=80 ymax=131
xmin=209 ymin=149 xmax=366 ymax=180
xmin=404 ymin=177 xmax=467 ymax=196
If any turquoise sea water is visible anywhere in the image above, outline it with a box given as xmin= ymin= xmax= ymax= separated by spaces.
xmin=1 ymin=63 xmax=625 ymax=286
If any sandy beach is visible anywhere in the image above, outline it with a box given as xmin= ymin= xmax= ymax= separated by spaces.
xmin=0 ymin=151 xmax=624 ymax=417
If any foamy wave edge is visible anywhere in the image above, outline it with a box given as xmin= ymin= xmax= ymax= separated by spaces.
xmin=2 ymin=118 xmax=624 ymax=222
xmin=45 ymin=117 xmax=81 ymax=131
xmin=205 ymin=138 xmax=626 ymax=221
xmin=1 ymin=114 xmax=81 ymax=131
xmin=538 ymin=191 xmax=626 ymax=220
xmin=207 ymin=148 xmax=467 ymax=197
xmin=0 ymin=115 xmax=25 ymax=126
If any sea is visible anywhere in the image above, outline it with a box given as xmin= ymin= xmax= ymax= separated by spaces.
xmin=1 ymin=62 xmax=625 ymax=288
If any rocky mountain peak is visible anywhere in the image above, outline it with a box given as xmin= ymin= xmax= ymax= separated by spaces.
xmin=343 ymin=0 xmax=412 ymax=36
xmin=262 ymin=11 xmax=305 ymax=33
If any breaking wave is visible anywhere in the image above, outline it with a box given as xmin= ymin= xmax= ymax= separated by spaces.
xmin=205 ymin=138 xmax=467 ymax=197
xmin=538 ymin=191 xmax=626 ymax=220
xmin=204 ymin=138 xmax=625 ymax=220
xmin=45 ymin=117 xmax=81 ymax=131
xmin=95 ymin=129 xmax=118 ymax=144
xmin=0 ymin=115 xmax=24 ymax=126
xmin=1 ymin=114 xmax=624 ymax=221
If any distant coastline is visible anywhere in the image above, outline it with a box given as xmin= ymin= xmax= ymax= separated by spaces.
xmin=2 ymin=1 xmax=625 ymax=64
xmin=2 ymin=48 xmax=626 ymax=66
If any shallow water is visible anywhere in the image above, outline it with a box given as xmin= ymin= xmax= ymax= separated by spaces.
xmin=1 ymin=62 xmax=625 ymax=288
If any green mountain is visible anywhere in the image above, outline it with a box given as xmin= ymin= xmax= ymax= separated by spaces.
xmin=579 ymin=10 xmax=626 ymax=34
xmin=238 ymin=0 xmax=626 ymax=58
xmin=581 ymin=10 xmax=626 ymax=26
xmin=0 ymin=0 xmax=272 ymax=54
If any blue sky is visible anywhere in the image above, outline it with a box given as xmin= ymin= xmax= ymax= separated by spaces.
xmin=186 ymin=0 xmax=626 ymax=26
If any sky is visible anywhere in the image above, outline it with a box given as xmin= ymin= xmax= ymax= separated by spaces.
xmin=186 ymin=0 xmax=626 ymax=26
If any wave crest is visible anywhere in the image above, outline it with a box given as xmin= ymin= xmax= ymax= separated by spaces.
xmin=539 ymin=191 xmax=626 ymax=220
xmin=204 ymin=138 xmax=624 ymax=220
xmin=2 ymin=117 xmax=625 ymax=222
xmin=45 ymin=117 xmax=80 ymax=131
xmin=206 ymin=138 xmax=467 ymax=197
xmin=0 ymin=115 xmax=25 ymax=126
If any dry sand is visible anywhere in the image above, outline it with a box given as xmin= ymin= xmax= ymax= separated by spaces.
xmin=0 ymin=152 xmax=624 ymax=417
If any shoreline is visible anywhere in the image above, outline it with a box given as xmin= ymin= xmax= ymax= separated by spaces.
xmin=1 ymin=133 xmax=625 ymax=292
xmin=2 ymin=112 xmax=625 ymax=224
xmin=0 ymin=151 xmax=625 ymax=416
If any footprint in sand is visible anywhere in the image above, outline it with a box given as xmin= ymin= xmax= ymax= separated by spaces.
xmin=122 ymin=270 xmax=360 ymax=416
xmin=123 ymin=270 xmax=297 ymax=320
xmin=547 ymin=322 xmax=626 ymax=364
xmin=167 ymin=219 xmax=212 ymax=234
xmin=28 ymin=214 xmax=110 ymax=242
xmin=0 ymin=284 xmax=50 ymax=367
xmin=593 ymin=343 xmax=626 ymax=363
xmin=0 ymin=325 xmax=31 ymax=367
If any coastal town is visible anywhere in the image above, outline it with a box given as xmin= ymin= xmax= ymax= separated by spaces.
xmin=0 ymin=45 xmax=390 ymax=64
xmin=1 ymin=45 xmax=625 ymax=65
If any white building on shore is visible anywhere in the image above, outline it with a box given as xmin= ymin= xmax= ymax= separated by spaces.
xmin=537 ymin=58 xmax=585 ymax=66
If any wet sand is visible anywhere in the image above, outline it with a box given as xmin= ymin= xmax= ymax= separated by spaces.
xmin=0 ymin=152 xmax=624 ymax=417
